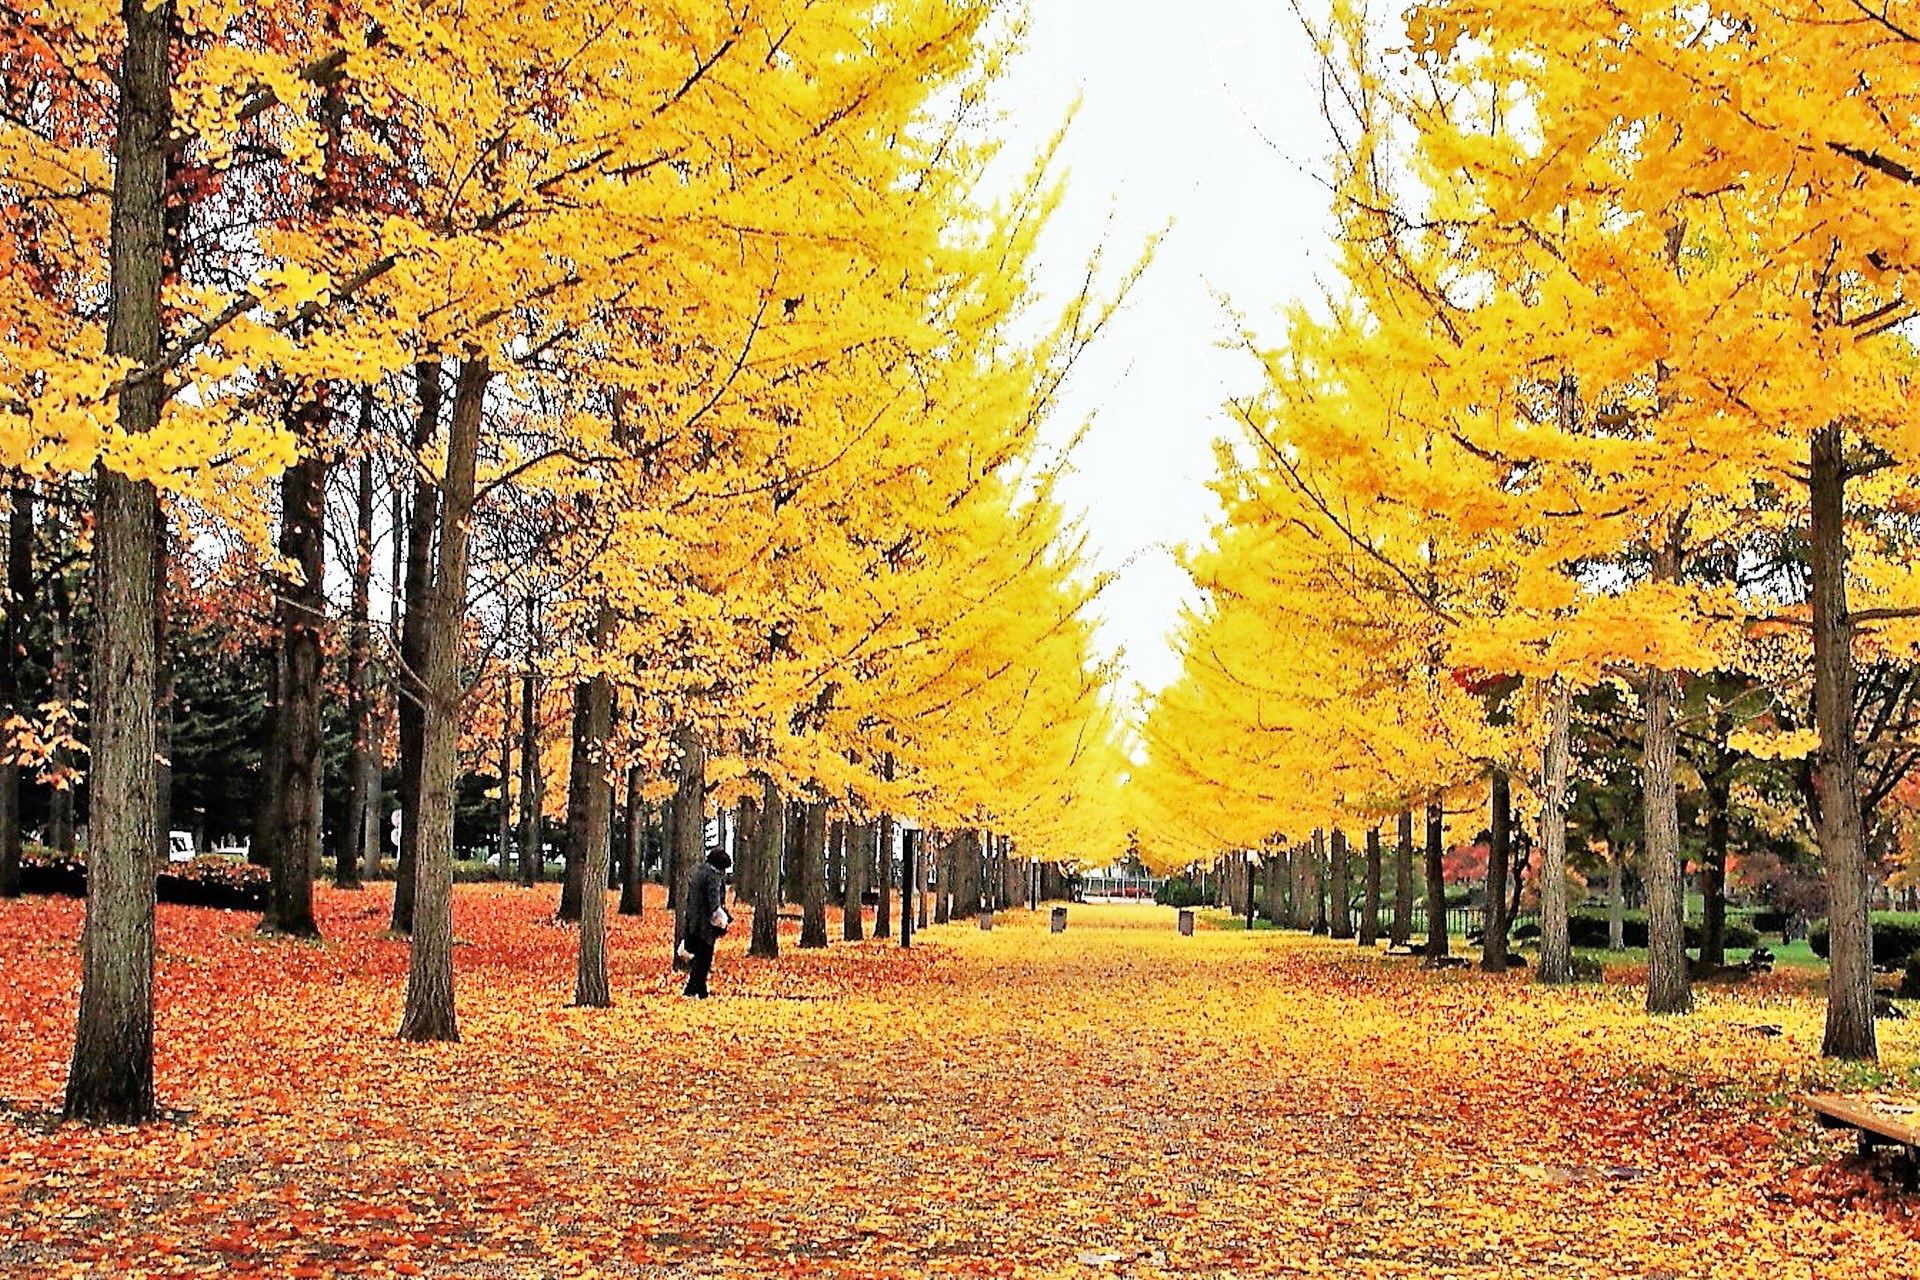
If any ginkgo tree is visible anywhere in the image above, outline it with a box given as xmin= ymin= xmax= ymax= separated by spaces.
xmin=1392 ymin=0 xmax=1920 ymax=1057
xmin=7 ymin=0 xmax=1139 ymax=1123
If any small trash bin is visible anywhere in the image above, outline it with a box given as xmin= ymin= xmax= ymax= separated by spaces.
xmin=978 ymin=910 xmax=993 ymax=931
xmin=1050 ymin=906 xmax=1068 ymax=933
xmin=1178 ymin=909 xmax=1195 ymax=936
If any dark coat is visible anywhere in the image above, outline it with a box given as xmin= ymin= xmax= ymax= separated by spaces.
xmin=687 ymin=862 xmax=729 ymax=943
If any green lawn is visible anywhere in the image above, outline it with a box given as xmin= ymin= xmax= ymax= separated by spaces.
xmin=1199 ymin=909 xmax=1830 ymax=973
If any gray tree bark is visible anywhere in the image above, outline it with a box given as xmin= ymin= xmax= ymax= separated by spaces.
xmin=1423 ymin=802 xmax=1448 ymax=961
xmin=1643 ymin=660 xmax=1693 ymax=1014
xmin=619 ymin=766 xmax=644 ymax=916
xmin=558 ymin=682 xmax=591 ymax=922
xmin=842 ymin=819 xmax=869 ymax=940
xmin=342 ymin=421 xmax=378 ymax=891
xmin=1811 ymin=425 xmax=1875 ymax=1058
xmin=572 ymin=659 xmax=614 ymax=1008
xmin=1329 ymin=830 xmax=1354 ymax=939
xmin=1482 ymin=770 xmax=1512 ymax=973
xmin=1391 ymin=810 xmax=1414 ymax=948
xmin=391 ymin=360 xmax=443 ymax=934
xmin=1309 ymin=829 xmax=1328 ymax=934
xmin=749 ymin=776 xmax=783 ymax=959
xmin=668 ymin=725 xmax=705 ymax=957
xmin=1537 ymin=679 xmax=1574 ymax=984
xmin=874 ymin=811 xmax=893 ymax=939
xmin=516 ymin=612 xmax=541 ymax=887
xmin=262 ymin=439 xmax=327 ymax=938
xmin=1359 ymin=828 xmax=1382 ymax=946
xmin=799 ymin=802 xmax=829 ymax=948
xmin=397 ymin=357 xmax=489 ymax=1043
xmin=65 ymin=0 xmax=171 ymax=1122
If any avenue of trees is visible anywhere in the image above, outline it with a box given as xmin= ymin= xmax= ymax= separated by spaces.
xmin=1130 ymin=0 xmax=1920 ymax=1063
xmin=1 ymin=0 xmax=1133 ymax=1123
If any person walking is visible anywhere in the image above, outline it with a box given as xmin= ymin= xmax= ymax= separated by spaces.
xmin=682 ymin=846 xmax=731 ymax=998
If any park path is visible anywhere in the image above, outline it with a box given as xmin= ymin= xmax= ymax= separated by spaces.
xmin=4 ymin=890 xmax=1920 ymax=1278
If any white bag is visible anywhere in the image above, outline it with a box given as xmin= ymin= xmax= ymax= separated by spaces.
xmin=710 ymin=907 xmax=732 ymax=935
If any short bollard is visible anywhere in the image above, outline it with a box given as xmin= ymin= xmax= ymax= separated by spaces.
xmin=1050 ymin=906 xmax=1068 ymax=933
xmin=1178 ymin=909 xmax=1195 ymax=937
xmin=978 ymin=910 xmax=993 ymax=931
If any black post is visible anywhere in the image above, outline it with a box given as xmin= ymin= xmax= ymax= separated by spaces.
xmin=1244 ymin=858 xmax=1256 ymax=931
xmin=900 ymin=829 xmax=915 ymax=948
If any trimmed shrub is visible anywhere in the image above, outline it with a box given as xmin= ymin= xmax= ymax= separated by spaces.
xmin=19 ymin=849 xmax=269 ymax=912
xmin=1809 ymin=914 xmax=1920 ymax=968
xmin=1567 ymin=909 xmax=1756 ymax=953
xmin=1154 ymin=877 xmax=1208 ymax=910
xmin=454 ymin=859 xmax=508 ymax=884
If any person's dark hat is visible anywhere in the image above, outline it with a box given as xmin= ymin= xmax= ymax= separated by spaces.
xmin=706 ymin=846 xmax=732 ymax=871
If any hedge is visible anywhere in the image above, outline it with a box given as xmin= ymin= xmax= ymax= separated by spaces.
xmin=21 ymin=851 xmax=269 ymax=912
xmin=1154 ymin=877 xmax=1209 ymax=909
xmin=1808 ymin=914 xmax=1920 ymax=968
xmin=1566 ymin=909 xmax=1757 ymax=953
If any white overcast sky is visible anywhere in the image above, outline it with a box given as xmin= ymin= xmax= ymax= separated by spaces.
xmin=985 ymin=2 xmax=1339 ymax=704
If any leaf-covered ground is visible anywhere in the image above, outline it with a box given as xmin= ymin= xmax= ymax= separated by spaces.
xmin=4 ymin=888 xmax=1919 ymax=1278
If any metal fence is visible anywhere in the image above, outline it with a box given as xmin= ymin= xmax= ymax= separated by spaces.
xmin=1393 ymin=904 xmax=1539 ymax=940
xmin=1079 ymin=874 xmax=1164 ymax=902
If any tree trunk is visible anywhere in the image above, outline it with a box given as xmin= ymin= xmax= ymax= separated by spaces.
xmin=961 ymin=830 xmax=984 ymax=917
xmin=733 ymin=794 xmax=757 ymax=912
xmin=783 ymin=798 xmax=803 ymax=906
xmin=1329 ymin=830 xmax=1354 ymax=939
xmin=67 ymin=0 xmax=170 ymax=1122
xmin=371 ymin=483 xmax=406 ymax=879
xmin=933 ymin=833 xmax=952 ymax=924
xmin=875 ymin=810 xmax=893 ymax=940
xmin=46 ymin=512 xmax=76 ymax=857
xmin=1309 ymin=829 xmax=1328 ymax=934
xmin=262 ymin=440 xmax=327 ymax=938
xmin=516 ymin=616 xmax=540 ymax=887
xmin=572 ymin=664 xmax=614 ymax=1008
xmin=0 ymin=482 xmax=32 ymax=898
xmin=558 ymin=682 xmax=591 ymax=923
xmin=899 ymin=828 xmax=917 ymax=947
xmin=1360 ymin=827 xmax=1382 ymax=946
xmin=1263 ymin=844 xmax=1284 ymax=925
xmin=1700 ymin=779 xmax=1730 ymax=969
xmin=827 ymin=818 xmax=844 ymax=904
xmin=750 ymin=776 xmax=782 ymax=958
xmin=619 ymin=767 xmax=644 ymax=916
xmin=495 ymin=675 xmax=513 ymax=876
xmin=1643 ymin=660 xmax=1693 ymax=1015
xmin=1609 ymin=842 xmax=1628 ymax=952
xmin=799 ymin=802 xmax=829 ymax=948
xmin=1288 ymin=842 xmax=1308 ymax=928
xmin=1482 ymin=770 xmax=1511 ymax=972
xmin=1811 ymin=424 xmax=1875 ymax=1059
xmin=341 ymin=416 xmax=376 ymax=892
xmin=391 ymin=358 xmax=444 ymax=935
xmin=397 ymin=357 xmax=488 ymax=1043
xmin=669 ymin=725 xmax=705 ymax=957
xmin=154 ymin=561 xmax=172 ymax=876
xmin=916 ymin=833 xmax=931 ymax=929
xmin=1391 ymin=810 xmax=1414 ymax=947
xmin=1537 ymin=679 xmax=1574 ymax=984
xmin=842 ymin=819 xmax=869 ymax=940
xmin=1423 ymin=801 xmax=1448 ymax=961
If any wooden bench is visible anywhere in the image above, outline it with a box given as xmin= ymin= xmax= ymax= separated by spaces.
xmin=1803 ymin=1094 xmax=1920 ymax=1189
